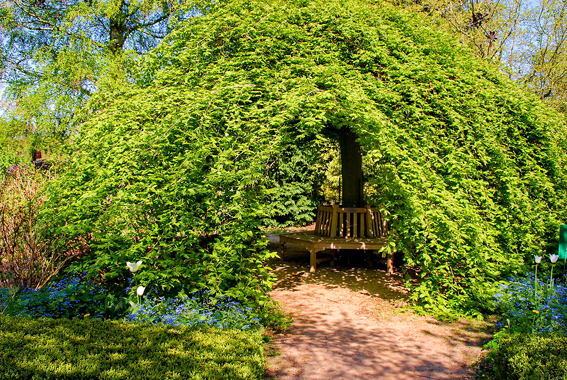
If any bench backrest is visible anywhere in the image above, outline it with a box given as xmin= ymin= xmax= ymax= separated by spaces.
xmin=314 ymin=204 xmax=388 ymax=239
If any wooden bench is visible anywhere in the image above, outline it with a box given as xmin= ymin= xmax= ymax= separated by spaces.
xmin=279 ymin=231 xmax=389 ymax=272
xmin=279 ymin=204 xmax=391 ymax=273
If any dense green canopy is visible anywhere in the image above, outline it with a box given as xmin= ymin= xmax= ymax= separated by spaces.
xmin=50 ymin=0 xmax=567 ymax=312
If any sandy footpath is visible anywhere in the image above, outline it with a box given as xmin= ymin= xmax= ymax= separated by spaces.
xmin=265 ymin=265 xmax=492 ymax=380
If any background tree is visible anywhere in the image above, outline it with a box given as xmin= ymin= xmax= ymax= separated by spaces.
xmin=418 ymin=0 xmax=527 ymax=60
xmin=520 ymin=0 xmax=567 ymax=113
xmin=0 ymin=0 xmax=201 ymax=155
xmin=396 ymin=0 xmax=567 ymax=114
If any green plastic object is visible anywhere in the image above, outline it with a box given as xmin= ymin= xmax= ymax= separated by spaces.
xmin=559 ymin=225 xmax=567 ymax=260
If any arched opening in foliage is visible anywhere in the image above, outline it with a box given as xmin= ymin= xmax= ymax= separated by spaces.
xmin=48 ymin=0 xmax=567 ymax=313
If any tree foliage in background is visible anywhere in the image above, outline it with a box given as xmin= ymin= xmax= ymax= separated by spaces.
xmin=2 ymin=0 xmax=567 ymax=166
xmin=264 ymin=137 xmax=331 ymax=227
xmin=520 ymin=0 xmax=567 ymax=113
xmin=47 ymin=0 xmax=567 ymax=312
xmin=0 ymin=120 xmax=25 ymax=171
xmin=397 ymin=0 xmax=567 ymax=114
xmin=0 ymin=0 xmax=204 ymax=152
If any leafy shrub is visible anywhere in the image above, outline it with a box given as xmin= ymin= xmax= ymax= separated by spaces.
xmin=492 ymin=333 xmax=567 ymax=379
xmin=0 ymin=151 xmax=23 ymax=172
xmin=47 ymin=109 xmax=278 ymax=302
xmin=0 ymin=165 xmax=87 ymax=290
xmin=0 ymin=315 xmax=264 ymax=379
xmin=48 ymin=0 xmax=567 ymax=313
xmin=126 ymin=292 xmax=261 ymax=330
xmin=494 ymin=273 xmax=567 ymax=334
xmin=254 ymin=299 xmax=292 ymax=332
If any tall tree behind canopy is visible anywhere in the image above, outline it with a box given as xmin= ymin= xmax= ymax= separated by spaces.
xmin=0 ymin=0 xmax=201 ymax=152
xmin=396 ymin=0 xmax=567 ymax=114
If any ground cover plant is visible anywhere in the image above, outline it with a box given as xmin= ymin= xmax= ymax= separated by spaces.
xmin=494 ymin=273 xmax=567 ymax=334
xmin=43 ymin=0 xmax=567 ymax=315
xmin=126 ymin=292 xmax=261 ymax=330
xmin=0 ymin=274 xmax=111 ymax=319
xmin=0 ymin=315 xmax=264 ymax=380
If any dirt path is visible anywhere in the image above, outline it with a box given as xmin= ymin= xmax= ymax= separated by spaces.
xmin=265 ymin=257 xmax=492 ymax=380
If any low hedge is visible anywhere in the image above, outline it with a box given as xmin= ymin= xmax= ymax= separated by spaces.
xmin=493 ymin=333 xmax=567 ymax=379
xmin=0 ymin=316 xmax=264 ymax=379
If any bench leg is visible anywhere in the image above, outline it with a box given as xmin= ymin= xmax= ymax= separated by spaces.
xmin=310 ymin=249 xmax=317 ymax=273
xmin=279 ymin=242 xmax=286 ymax=262
xmin=387 ymin=252 xmax=394 ymax=275
xmin=367 ymin=250 xmax=374 ymax=268
xmin=330 ymin=249 xmax=336 ymax=267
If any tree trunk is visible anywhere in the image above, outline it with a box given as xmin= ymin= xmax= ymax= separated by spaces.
xmin=338 ymin=129 xmax=363 ymax=207
xmin=109 ymin=1 xmax=128 ymax=54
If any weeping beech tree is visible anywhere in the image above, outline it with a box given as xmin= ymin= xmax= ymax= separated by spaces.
xmin=48 ymin=0 xmax=567 ymax=312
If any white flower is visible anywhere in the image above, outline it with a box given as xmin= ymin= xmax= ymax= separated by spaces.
xmin=534 ymin=255 xmax=542 ymax=264
xmin=550 ymin=254 xmax=560 ymax=263
xmin=136 ymin=286 xmax=145 ymax=296
xmin=126 ymin=260 xmax=142 ymax=272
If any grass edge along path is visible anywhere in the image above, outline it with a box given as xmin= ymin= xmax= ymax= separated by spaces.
xmin=0 ymin=315 xmax=264 ymax=380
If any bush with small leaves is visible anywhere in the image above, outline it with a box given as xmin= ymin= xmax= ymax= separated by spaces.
xmin=0 ymin=315 xmax=264 ymax=380
xmin=492 ymin=333 xmax=567 ymax=379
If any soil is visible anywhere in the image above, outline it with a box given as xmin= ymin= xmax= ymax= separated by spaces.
xmin=265 ymin=236 xmax=493 ymax=380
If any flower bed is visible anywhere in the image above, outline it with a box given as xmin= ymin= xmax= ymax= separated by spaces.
xmin=0 ymin=259 xmax=284 ymax=379
xmin=1 ymin=275 xmax=262 ymax=331
xmin=487 ymin=255 xmax=567 ymax=379
xmin=494 ymin=274 xmax=567 ymax=334
xmin=126 ymin=293 xmax=261 ymax=330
